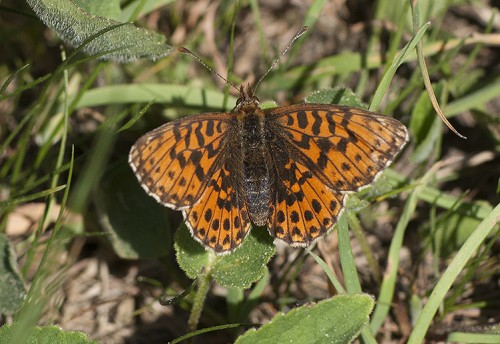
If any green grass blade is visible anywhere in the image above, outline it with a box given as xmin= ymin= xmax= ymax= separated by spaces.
xmin=369 ymin=22 xmax=429 ymax=110
xmin=0 ymin=185 xmax=66 ymax=209
xmin=447 ymin=332 xmax=500 ymax=344
xmin=306 ymin=249 xmax=345 ymax=294
xmin=74 ymin=84 xmax=236 ymax=111
xmin=407 ymin=203 xmax=500 ymax=344
xmin=337 ymin=214 xmax=361 ymax=293
xmin=370 ymin=164 xmax=440 ymax=333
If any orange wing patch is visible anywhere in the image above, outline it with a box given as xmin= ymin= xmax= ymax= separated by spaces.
xmin=129 ymin=114 xmax=233 ymax=209
xmin=268 ymin=104 xmax=409 ymax=192
xmin=184 ymin=161 xmax=251 ymax=253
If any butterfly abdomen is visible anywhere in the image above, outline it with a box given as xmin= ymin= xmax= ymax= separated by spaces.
xmin=239 ymin=111 xmax=270 ymax=226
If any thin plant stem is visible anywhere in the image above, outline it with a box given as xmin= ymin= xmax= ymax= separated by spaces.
xmin=187 ymin=254 xmax=216 ymax=332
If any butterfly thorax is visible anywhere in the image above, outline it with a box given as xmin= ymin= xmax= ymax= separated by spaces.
xmin=236 ymin=85 xmax=270 ymax=226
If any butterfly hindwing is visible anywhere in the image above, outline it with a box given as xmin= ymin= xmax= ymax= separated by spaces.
xmin=184 ymin=153 xmax=251 ymax=253
xmin=267 ymin=142 xmax=346 ymax=245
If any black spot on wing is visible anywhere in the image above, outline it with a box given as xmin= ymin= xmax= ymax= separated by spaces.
xmin=311 ymin=110 xmax=322 ymax=135
xmin=297 ymin=110 xmax=308 ymax=129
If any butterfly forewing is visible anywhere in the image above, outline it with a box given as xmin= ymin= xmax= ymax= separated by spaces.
xmin=129 ymin=113 xmax=234 ymax=209
xmin=266 ymin=104 xmax=409 ymax=192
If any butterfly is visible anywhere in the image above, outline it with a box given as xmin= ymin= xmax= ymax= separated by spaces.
xmin=129 ymin=82 xmax=409 ymax=254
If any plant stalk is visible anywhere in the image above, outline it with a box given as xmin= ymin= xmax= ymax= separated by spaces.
xmin=187 ymin=255 xmax=216 ymax=332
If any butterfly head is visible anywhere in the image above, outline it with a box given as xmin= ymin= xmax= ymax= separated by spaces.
xmin=235 ymin=83 xmax=260 ymax=113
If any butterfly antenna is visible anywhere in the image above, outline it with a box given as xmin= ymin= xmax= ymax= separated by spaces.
xmin=177 ymin=47 xmax=240 ymax=94
xmin=253 ymin=26 xmax=309 ymax=92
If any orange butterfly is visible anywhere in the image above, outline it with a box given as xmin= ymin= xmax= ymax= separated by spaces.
xmin=129 ymin=81 xmax=408 ymax=254
xmin=130 ymin=27 xmax=408 ymax=254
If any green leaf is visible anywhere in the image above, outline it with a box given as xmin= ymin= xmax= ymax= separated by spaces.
xmin=173 ymin=224 xmax=208 ymax=279
xmin=175 ymin=225 xmax=275 ymax=289
xmin=73 ymin=0 xmax=121 ymax=20
xmin=121 ymin=0 xmax=176 ymax=22
xmin=260 ymin=100 xmax=278 ymax=110
xmin=0 ymin=233 xmax=26 ymax=315
xmin=95 ymin=163 xmax=171 ymax=259
xmin=235 ymin=294 xmax=375 ymax=344
xmin=304 ymin=87 xmax=366 ymax=108
xmin=26 ymin=0 xmax=172 ymax=61
xmin=0 ymin=324 xmax=98 ymax=344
